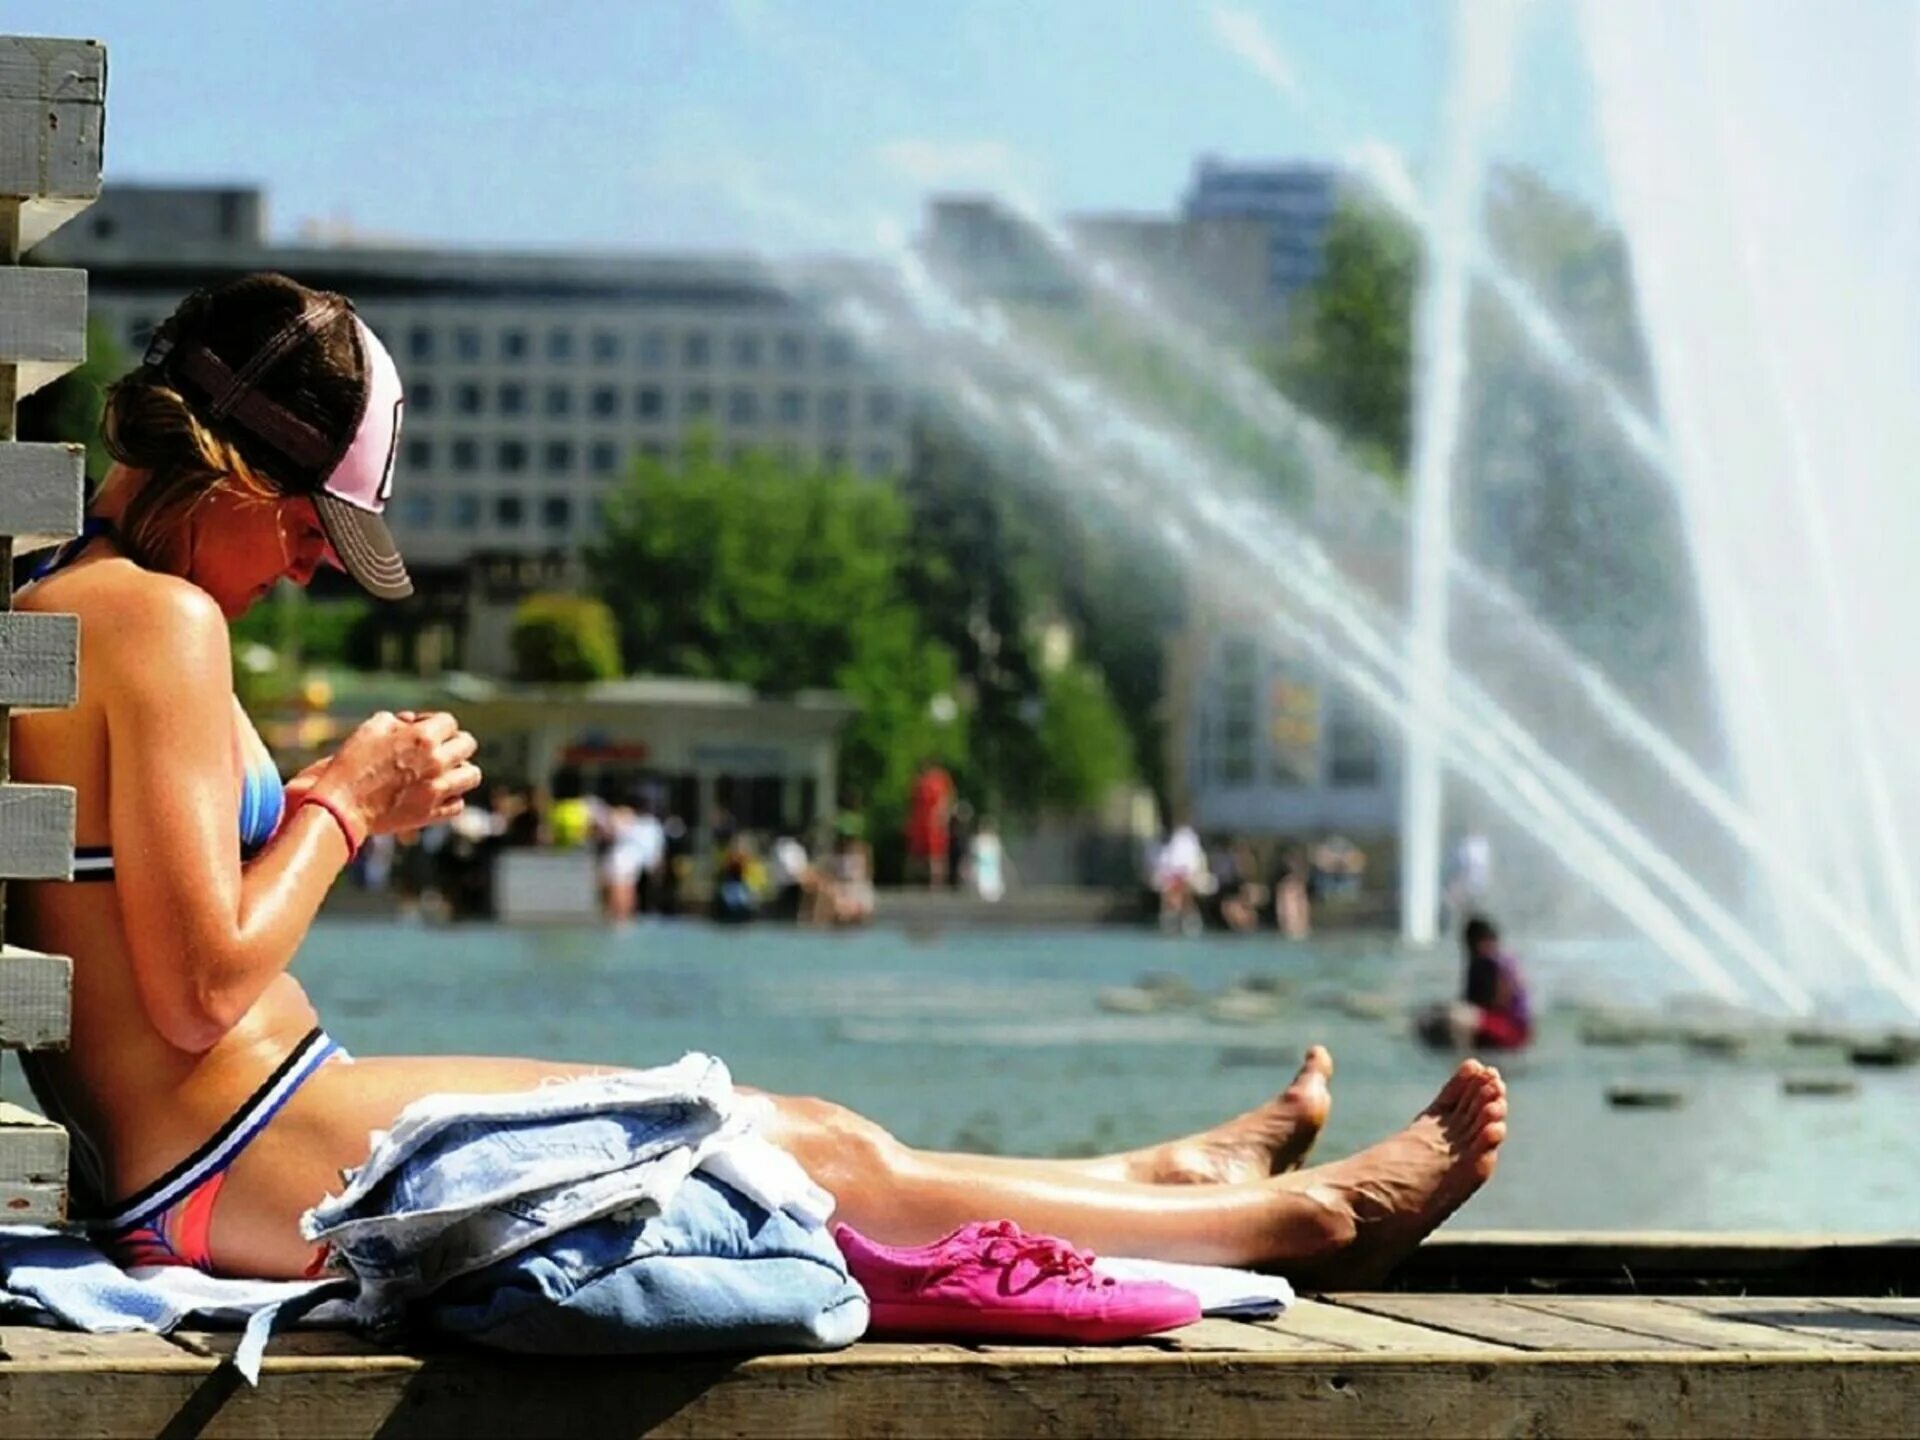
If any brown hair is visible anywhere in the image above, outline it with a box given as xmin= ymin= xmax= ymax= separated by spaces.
xmin=101 ymin=273 xmax=365 ymax=567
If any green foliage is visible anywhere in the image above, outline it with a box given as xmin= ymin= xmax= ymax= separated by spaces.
xmin=510 ymin=593 xmax=623 ymax=683
xmin=1267 ymin=194 xmax=1419 ymax=480
xmin=588 ymin=437 xmax=965 ymax=820
xmin=1034 ymin=659 xmax=1135 ymax=812
xmin=15 ymin=317 xmax=126 ymax=485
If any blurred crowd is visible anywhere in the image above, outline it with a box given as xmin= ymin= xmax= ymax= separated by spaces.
xmin=1143 ymin=824 xmax=1370 ymax=937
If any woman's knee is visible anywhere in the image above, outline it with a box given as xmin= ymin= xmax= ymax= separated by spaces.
xmin=765 ymin=1094 xmax=908 ymax=1188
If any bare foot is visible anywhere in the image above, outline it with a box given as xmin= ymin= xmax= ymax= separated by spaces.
xmin=1280 ymin=1060 xmax=1507 ymax=1289
xmin=1132 ymin=1046 xmax=1335 ymax=1183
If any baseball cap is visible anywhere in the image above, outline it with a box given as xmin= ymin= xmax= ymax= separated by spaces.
xmin=147 ymin=277 xmax=413 ymax=600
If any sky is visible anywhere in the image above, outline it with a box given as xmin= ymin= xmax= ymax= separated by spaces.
xmin=11 ymin=0 xmax=1611 ymax=256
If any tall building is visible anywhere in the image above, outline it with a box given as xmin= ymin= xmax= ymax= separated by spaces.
xmin=1182 ymin=157 xmax=1342 ymax=308
xmin=41 ymin=185 xmax=914 ymax=670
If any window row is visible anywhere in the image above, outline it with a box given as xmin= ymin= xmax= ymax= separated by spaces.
xmin=396 ymin=491 xmax=592 ymax=534
xmin=407 ymin=380 xmax=899 ymax=428
xmin=400 ymin=436 xmax=900 ymax=480
xmin=397 ymin=324 xmax=860 ymax=371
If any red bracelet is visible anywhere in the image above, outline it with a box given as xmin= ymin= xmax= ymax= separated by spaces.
xmin=298 ymin=793 xmax=365 ymax=863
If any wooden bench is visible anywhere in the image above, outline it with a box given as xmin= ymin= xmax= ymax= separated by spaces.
xmin=0 ymin=32 xmax=101 ymax=1225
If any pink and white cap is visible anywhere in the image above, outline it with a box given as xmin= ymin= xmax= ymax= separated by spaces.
xmin=156 ymin=280 xmax=414 ymax=599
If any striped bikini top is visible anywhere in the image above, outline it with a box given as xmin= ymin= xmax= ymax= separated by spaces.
xmin=32 ymin=518 xmax=288 ymax=882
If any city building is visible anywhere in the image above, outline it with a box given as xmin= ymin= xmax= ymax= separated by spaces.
xmin=42 ymin=185 xmax=915 ymax=670
xmin=1182 ymin=157 xmax=1343 ymax=310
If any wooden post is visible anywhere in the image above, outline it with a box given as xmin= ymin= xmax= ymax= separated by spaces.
xmin=0 ymin=34 xmax=104 ymax=1224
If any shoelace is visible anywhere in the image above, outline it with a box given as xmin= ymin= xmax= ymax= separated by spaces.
xmin=919 ymin=1223 xmax=1114 ymax=1296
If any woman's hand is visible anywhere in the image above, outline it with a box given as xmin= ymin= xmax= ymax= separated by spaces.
xmin=306 ymin=710 xmax=482 ymax=838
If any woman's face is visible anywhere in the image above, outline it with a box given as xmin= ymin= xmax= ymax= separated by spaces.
xmin=189 ymin=487 xmax=337 ymax=618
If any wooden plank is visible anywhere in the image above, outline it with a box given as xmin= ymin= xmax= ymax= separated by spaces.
xmin=1338 ymin=1294 xmax=1695 ymax=1352
xmin=0 ymin=785 xmax=74 ymax=880
xmin=0 ymin=1102 xmax=64 ymax=1178
xmin=0 ymin=38 xmax=105 ymax=252
xmin=0 ymin=267 xmax=86 ymax=397
xmin=1668 ymin=1296 xmax=1920 ymax=1353
xmin=0 ymin=1177 xmax=63 ymax=1223
xmin=0 ymin=443 xmax=83 ymax=552
xmin=1157 ymin=1316 xmax=1334 ymax=1354
xmin=0 ymin=947 xmax=69 ymax=1049
xmin=1286 ymin=1297 xmax=1515 ymax=1355
xmin=1507 ymin=1296 xmax=1868 ymax=1354
xmin=0 ymin=613 xmax=77 ymax=709
xmin=0 ymin=1329 xmax=183 ymax=1364
xmin=3 ymin=1348 xmax=1920 ymax=1439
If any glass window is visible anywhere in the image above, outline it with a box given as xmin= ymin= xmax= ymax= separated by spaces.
xmin=635 ymin=385 xmax=665 ymax=420
xmin=543 ymin=439 xmax=574 ymax=473
xmin=542 ymin=495 xmax=572 ymax=531
xmin=400 ymin=493 xmax=435 ymax=527
xmin=456 ymin=382 xmax=483 ymax=415
xmin=590 ymin=440 xmax=619 ymax=475
xmin=407 ymin=326 xmax=435 ymax=363
xmin=638 ymin=331 xmax=668 ymax=368
xmin=730 ymin=333 xmax=761 ymax=368
xmin=498 ymin=438 xmax=528 ymax=472
xmin=497 ymin=382 xmax=526 ymax=416
xmin=451 ymin=438 xmax=479 ymax=472
xmin=411 ymin=381 xmax=436 ymax=414
xmin=591 ymin=330 xmax=620 ymax=364
xmin=404 ymin=437 xmax=434 ymax=472
xmin=820 ymin=390 xmax=851 ymax=430
xmin=777 ymin=388 xmax=806 ymax=424
xmin=590 ymin=385 xmax=619 ymax=418
xmin=776 ymin=332 xmax=806 ymax=368
xmin=866 ymin=388 xmax=897 ymax=425
xmin=500 ymin=329 xmax=529 ymax=361
xmin=546 ymin=328 xmax=574 ymax=363
xmin=1326 ymin=691 xmax=1381 ymax=788
xmin=728 ymin=389 xmax=759 ymax=424
xmin=682 ymin=332 xmax=711 ymax=368
xmin=545 ymin=384 xmax=572 ymax=417
xmin=822 ymin=333 xmax=854 ymax=368
xmin=454 ymin=326 xmax=482 ymax=361
xmin=1267 ymin=669 xmax=1318 ymax=787
xmin=1214 ymin=637 xmax=1258 ymax=786
xmin=452 ymin=493 xmax=481 ymax=530
xmin=683 ymin=386 xmax=713 ymax=418
xmin=495 ymin=494 xmax=525 ymax=528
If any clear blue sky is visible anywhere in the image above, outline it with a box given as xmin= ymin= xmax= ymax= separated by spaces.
xmin=12 ymin=0 xmax=1608 ymax=254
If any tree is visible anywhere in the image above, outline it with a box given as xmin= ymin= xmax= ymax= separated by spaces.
xmin=1034 ymin=658 xmax=1135 ymax=812
xmin=510 ymin=593 xmax=623 ymax=683
xmin=587 ymin=436 xmax=965 ymax=825
xmin=1267 ymin=194 xmax=1419 ymax=481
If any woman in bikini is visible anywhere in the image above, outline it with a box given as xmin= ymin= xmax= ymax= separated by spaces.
xmin=11 ymin=273 xmax=1507 ymax=1284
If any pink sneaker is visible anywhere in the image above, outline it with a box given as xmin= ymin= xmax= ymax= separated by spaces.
xmin=834 ymin=1220 xmax=1202 ymax=1342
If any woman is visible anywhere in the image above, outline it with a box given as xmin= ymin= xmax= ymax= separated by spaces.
xmin=11 ymin=273 xmax=1506 ymax=1285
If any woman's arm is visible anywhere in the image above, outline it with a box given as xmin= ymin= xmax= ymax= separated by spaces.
xmin=103 ymin=581 xmax=477 ymax=1053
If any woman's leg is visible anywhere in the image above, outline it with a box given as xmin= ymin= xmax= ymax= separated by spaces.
xmin=220 ymin=1052 xmax=1501 ymax=1283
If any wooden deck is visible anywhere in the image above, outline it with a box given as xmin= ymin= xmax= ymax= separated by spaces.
xmin=5 ymin=1236 xmax=1920 ymax=1438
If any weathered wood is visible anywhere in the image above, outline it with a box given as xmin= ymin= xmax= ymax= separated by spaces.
xmin=1505 ymin=1296 xmax=1868 ymax=1353
xmin=3 ymin=1344 xmax=1920 ymax=1439
xmin=0 ymin=1330 xmax=183 ymax=1365
xmin=0 ymin=1101 xmax=65 ymax=1175
xmin=0 ymin=1177 xmax=63 ymax=1223
xmin=1155 ymin=1316 xmax=1332 ymax=1354
xmin=1338 ymin=1294 xmax=1695 ymax=1352
xmin=0 ymin=784 xmax=73 ymax=880
xmin=1289 ymin=1297 xmax=1516 ymax=1354
xmin=0 ymin=442 xmax=83 ymax=551
xmin=0 ymin=267 xmax=86 ymax=397
xmin=0 ymin=613 xmax=77 ymax=709
xmin=1667 ymin=1296 xmax=1920 ymax=1353
xmin=0 ymin=37 xmax=105 ymax=252
xmin=0 ymin=946 xmax=70 ymax=1049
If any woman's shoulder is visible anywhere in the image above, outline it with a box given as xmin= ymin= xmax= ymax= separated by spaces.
xmin=22 ymin=558 xmax=227 ymax=672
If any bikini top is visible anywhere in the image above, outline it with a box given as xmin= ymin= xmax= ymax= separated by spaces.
xmin=30 ymin=518 xmax=287 ymax=882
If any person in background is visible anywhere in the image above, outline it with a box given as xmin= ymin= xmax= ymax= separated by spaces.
xmin=905 ymin=759 xmax=956 ymax=888
xmin=963 ymin=816 xmax=1007 ymax=904
xmin=1274 ymin=845 xmax=1312 ymax=939
xmin=547 ymin=769 xmax=595 ymax=851
xmin=711 ymin=835 xmax=760 ymax=925
xmin=597 ymin=793 xmax=641 ymax=923
xmin=1311 ymin=833 xmax=1367 ymax=902
xmin=767 ymin=830 xmax=816 ymax=921
xmin=1215 ymin=839 xmax=1268 ymax=934
xmin=1151 ymin=821 xmax=1210 ymax=935
xmin=1444 ymin=829 xmax=1493 ymax=932
xmin=825 ymin=817 xmax=876 ymax=926
xmin=1419 ymin=916 xmax=1533 ymax=1052
xmin=628 ymin=793 xmax=666 ymax=916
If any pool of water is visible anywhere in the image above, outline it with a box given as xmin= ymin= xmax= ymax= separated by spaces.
xmin=293 ymin=919 xmax=1919 ymax=1233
